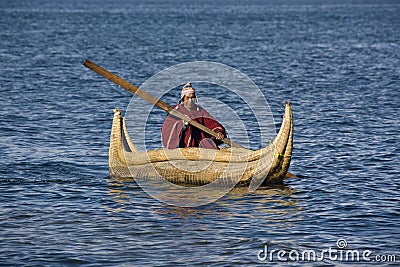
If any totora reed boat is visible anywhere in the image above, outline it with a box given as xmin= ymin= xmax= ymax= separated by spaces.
xmin=109 ymin=102 xmax=293 ymax=187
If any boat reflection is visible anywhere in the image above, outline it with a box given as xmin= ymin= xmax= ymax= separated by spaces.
xmin=105 ymin=177 xmax=303 ymax=225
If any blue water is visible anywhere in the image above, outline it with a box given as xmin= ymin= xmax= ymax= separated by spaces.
xmin=1 ymin=0 xmax=399 ymax=266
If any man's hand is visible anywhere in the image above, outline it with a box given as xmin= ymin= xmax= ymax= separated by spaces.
xmin=215 ymin=132 xmax=224 ymax=141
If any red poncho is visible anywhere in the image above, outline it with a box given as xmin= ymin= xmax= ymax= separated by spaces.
xmin=162 ymin=104 xmax=226 ymax=149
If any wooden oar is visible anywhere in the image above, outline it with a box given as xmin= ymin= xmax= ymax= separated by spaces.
xmin=83 ymin=59 xmax=244 ymax=148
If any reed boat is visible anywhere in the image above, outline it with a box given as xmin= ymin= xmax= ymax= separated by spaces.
xmin=109 ymin=102 xmax=293 ymax=186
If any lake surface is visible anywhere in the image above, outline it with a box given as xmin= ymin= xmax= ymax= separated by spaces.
xmin=0 ymin=0 xmax=399 ymax=266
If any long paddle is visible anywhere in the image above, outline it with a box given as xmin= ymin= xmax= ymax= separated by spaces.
xmin=83 ymin=59 xmax=244 ymax=148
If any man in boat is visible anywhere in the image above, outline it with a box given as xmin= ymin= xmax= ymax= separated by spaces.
xmin=162 ymin=82 xmax=226 ymax=149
